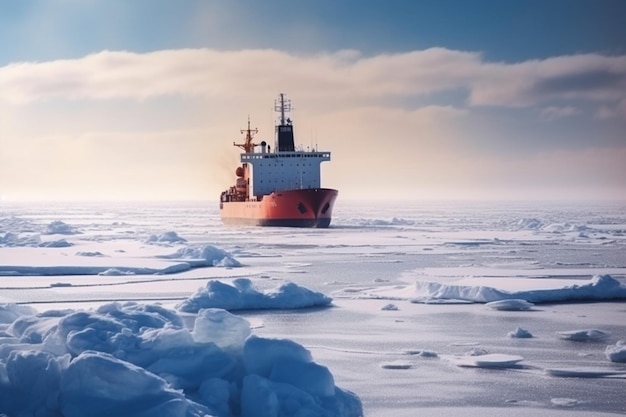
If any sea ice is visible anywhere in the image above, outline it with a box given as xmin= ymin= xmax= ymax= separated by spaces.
xmin=161 ymin=244 xmax=241 ymax=267
xmin=44 ymin=220 xmax=79 ymax=235
xmin=145 ymin=231 xmax=187 ymax=244
xmin=2 ymin=200 xmax=626 ymax=415
xmin=605 ymin=340 xmax=626 ymax=363
xmin=61 ymin=350 xmax=208 ymax=417
xmin=445 ymin=353 xmax=524 ymax=368
xmin=380 ymin=360 xmax=413 ymax=369
xmin=409 ymin=274 xmax=626 ymax=304
xmin=486 ymin=299 xmax=534 ymax=311
xmin=177 ymin=278 xmax=333 ymax=312
xmin=403 ymin=349 xmax=438 ymax=358
xmin=551 ymin=397 xmax=582 ymax=407
xmin=0 ymin=304 xmax=38 ymax=324
xmin=556 ymin=329 xmax=611 ymax=342
xmin=0 ymin=301 xmax=362 ymax=417
xmin=75 ymin=251 xmax=105 ymax=257
xmin=192 ymin=308 xmax=251 ymax=349
xmin=508 ymin=327 xmax=533 ymax=338
xmin=39 ymin=239 xmax=72 ymax=248
xmin=544 ymin=367 xmax=626 ymax=378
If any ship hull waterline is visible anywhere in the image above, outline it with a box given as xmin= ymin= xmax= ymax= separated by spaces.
xmin=220 ymin=188 xmax=338 ymax=228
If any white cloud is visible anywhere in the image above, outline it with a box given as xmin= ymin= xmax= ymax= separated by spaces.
xmin=468 ymin=54 xmax=626 ymax=107
xmin=2 ymin=48 xmax=624 ymax=112
xmin=2 ymin=47 xmax=625 ymax=201
xmin=540 ymin=106 xmax=580 ymax=120
xmin=594 ymin=99 xmax=626 ymax=120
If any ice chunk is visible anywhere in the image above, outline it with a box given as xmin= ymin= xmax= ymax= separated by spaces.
xmin=545 ymin=367 xmax=626 ymax=378
xmin=145 ymin=231 xmax=187 ymax=243
xmin=0 ymin=304 xmax=38 ymax=324
xmin=243 ymin=336 xmax=313 ymax=377
xmin=486 ymin=299 xmax=533 ymax=311
xmin=508 ymin=327 xmax=533 ymax=338
xmin=269 ymin=356 xmax=336 ymax=397
xmin=556 ymin=329 xmax=610 ymax=341
xmin=60 ymin=351 xmax=208 ymax=417
xmin=380 ymin=360 xmax=413 ymax=369
xmin=412 ymin=274 xmax=626 ymax=304
xmin=240 ymin=373 xmax=362 ymax=417
xmin=605 ymin=340 xmax=626 ymax=363
xmin=551 ymin=397 xmax=581 ymax=407
xmin=241 ymin=337 xmax=362 ymax=416
xmin=147 ymin=341 xmax=236 ymax=390
xmin=7 ymin=314 xmax=60 ymax=343
xmin=240 ymin=373 xmax=319 ymax=417
xmin=98 ymin=268 xmax=135 ymax=276
xmin=165 ymin=245 xmax=241 ymax=267
xmin=43 ymin=220 xmax=79 ymax=235
xmin=177 ymin=278 xmax=332 ymax=312
xmin=192 ymin=308 xmax=251 ymax=350
xmin=39 ymin=238 xmax=72 ymax=247
xmin=404 ymin=349 xmax=438 ymax=357
xmin=197 ymin=377 xmax=232 ymax=416
xmin=517 ymin=218 xmax=543 ymax=230
xmin=75 ymin=251 xmax=105 ymax=257
xmin=0 ymin=350 xmax=69 ymax=417
xmin=1 ymin=301 xmax=363 ymax=417
xmin=43 ymin=302 xmax=184 ymax=357
xmin=96 ymin=302 xmax=184 ymax=331
xmin=446 ymin=353 xmax=524 ymax=368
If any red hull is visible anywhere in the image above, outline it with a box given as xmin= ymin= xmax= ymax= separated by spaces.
xmin=220 ymin=188 xmax=338 ymax=228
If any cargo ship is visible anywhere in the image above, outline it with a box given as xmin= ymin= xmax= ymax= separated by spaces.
xmin=219 ymin=94 xmax=338 ymax=227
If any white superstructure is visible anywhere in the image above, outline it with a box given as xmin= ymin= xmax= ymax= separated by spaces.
xmin=241 ymin=150 xmax=331 ymax=197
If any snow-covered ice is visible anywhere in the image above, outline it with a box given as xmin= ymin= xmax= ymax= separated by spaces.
xmin=605 ymin=340 xmax=626 ymax=363
xmin=177 ymin=278 xmax=332 ymax=312
xmin=556 ymin=329 xmax=611 ymax=342
xmin=0 ymin=302 xmax=361 ymax=417
xmin=443 ymin=353 xmax=525 ymax=368
xmin=1 ymin=200 xmax=626 ymax=416
xmin=486 ymin=299 xmax=534 ymax=311
xmin=508 ymin=327 xmax=533 ymax=338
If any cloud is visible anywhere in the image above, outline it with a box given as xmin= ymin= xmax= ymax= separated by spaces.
xmin=468 ymin=54 xmax=626 ymax=107
xmin=2 ymin=47 xmax=625 ymax=201
xmin=2 ymin=48 xmax=625 ymax=113
xmin=540 ymin=106 xmax=581 ymax=120
xmin=594 ymin=99 xmax=626 ymax=120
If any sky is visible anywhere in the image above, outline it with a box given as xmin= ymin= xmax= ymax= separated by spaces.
xmin=0 ymin=0 xmax=625 ymax=202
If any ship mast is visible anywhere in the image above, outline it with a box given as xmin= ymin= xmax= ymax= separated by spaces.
xmin=233 ymin=116 xmax=259 ymax=153
xmin=275 ymin=93 xmax=291 ymax=126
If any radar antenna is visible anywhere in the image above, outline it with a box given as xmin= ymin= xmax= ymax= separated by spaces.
xmin=274 ymin=93 xmax=292 ymax=125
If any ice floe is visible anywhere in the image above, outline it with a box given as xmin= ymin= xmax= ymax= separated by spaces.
xmin=556 ymin=329 xmax=611 ymax=342
xmin=605 ymin=340 xmax=626 ymax=363
xmin=444 ymin=353 xmax=525 ymax=368
xmin=177 ymin=278 xmax=333 ymax=312
xmin=362 ymin=274 xmax=626 ymax=304
xmin=486 ymin=299 xmax=534 ymax=311
xmin=508 ymin=327 xmax=533 ymax=338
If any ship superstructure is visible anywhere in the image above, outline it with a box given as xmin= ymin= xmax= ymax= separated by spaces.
xmin=219 ymin=94 xmax=338 ymax=227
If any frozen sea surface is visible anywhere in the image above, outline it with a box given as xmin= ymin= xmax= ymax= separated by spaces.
xmin=1 ymin=199 xmax=626 ymax=416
